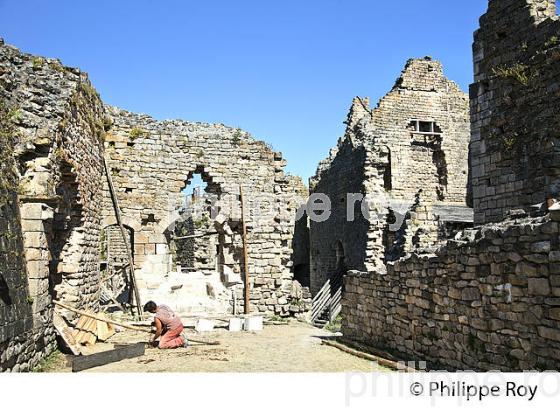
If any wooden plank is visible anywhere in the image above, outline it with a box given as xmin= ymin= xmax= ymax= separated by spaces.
xmin=322 ymin=339 xmax=416 ymax=372
xmin=55 ymin=301 xmax=150 ymax=333
xmin=53 ymin=314 xmax=80 ymax=355
xmin=72 ymin=315 xmax=88 ymax=340
xmin=71 ymin=343 xmax=146 ymax=372
xmin=103 ymin=157 xmax=142 ymax=316
xmin=240 ymin=185 xmax=250 ymax=315
xmin=55 ymin=301 xmax=220 ymax=346
xmin=96 ymin=319 xmax=115 ymax=342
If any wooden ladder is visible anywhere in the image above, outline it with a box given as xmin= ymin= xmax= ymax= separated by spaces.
xmin=103 ymin=157 xmax=142 ymax=317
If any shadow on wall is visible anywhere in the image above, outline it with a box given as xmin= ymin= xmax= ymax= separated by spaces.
xmin=46 ymin=160 xmax=83 ymax=303
xmin=0 ymin=274 xmax=12 ymax=305
xmin=292 ymin=205 xmax=310 ymax=288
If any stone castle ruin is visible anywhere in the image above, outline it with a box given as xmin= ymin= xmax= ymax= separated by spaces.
xmin=0 ymin=39 xmax=309 ymax=371
xmin=308 ymin=58 xmax=472 ymax=303
xmin=101 ymin=106 xmax=310 ymax=317
xmin=341 ymin=0 xmax=560 ymax=371
xmin=1 ymin=0 xmax=560 ymax=372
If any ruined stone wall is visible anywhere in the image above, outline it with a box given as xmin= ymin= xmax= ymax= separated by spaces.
xmin=102 ymin=107 xmax=306 ymax=315
xmin=470 ymin=0 xmax=560 ymax=224
xmin=370 ymin=58 xmax=470 ymax=204
xmin=342 ymin=212 xmax=560 ymax=371
xmin=0 ymin=98 xmax=54 ymax=371
xmin=309 ymin=58 xmax=470 ymax=295
xmin=0 ymin=40 xmax=105 ymax=371
xmin=284 ymin=176 xmax=309 ymax=279
xmin=309 ymin=140 xmax=370 ymax=294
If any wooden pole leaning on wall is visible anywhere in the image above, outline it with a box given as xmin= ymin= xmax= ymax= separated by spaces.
xmin=103 ymin=157 xmax=142 ymax=317
xmin=239 ymin=185 xmax=251 ymax=315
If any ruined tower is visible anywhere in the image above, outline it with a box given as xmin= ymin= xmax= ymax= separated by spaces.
xmin=309 ymin=58 xmax=471 ymax=296
xmin=470 ymin=0 xmax=560 ymax=224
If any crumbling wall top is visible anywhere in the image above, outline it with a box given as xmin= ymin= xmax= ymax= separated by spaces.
xmin=483 ymin=0 xmax=557 ymax=26
xmin=390 ymin=57 xmax=463 ymax=94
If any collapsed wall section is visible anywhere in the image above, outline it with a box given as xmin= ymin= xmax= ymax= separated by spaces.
xmin=309 ymin=140 xmax=369 ymax=294
xmin=309 ymin=58 xmax=471 ymax=295
xmin=102 ymin=107 xmax=309 ymax=315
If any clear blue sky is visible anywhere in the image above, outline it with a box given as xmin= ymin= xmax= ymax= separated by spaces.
xmin=0 ymin=0 xmax=489 ymax=182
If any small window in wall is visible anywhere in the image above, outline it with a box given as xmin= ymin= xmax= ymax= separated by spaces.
xmin=142 ymin=214 xmax=157 ymax=225
xmin=125 ymin=187 xmax=133 ymax=194
xmin=409 ymin=119 xmax=443 ymax=147
xmin=409 ymin=119 xmax=442 ymax=136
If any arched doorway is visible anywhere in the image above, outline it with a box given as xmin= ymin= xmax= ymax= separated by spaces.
xmin=335 ymin=240 xmax=346 ymax=274
xmin=173 ymin=166 xmax=222 ymax=273
xmin=155 ymin=165 xmax=244 ymax=315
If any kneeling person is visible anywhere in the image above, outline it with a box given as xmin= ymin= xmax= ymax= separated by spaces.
xmin=144 ymin=301 xmax=187 ymax=349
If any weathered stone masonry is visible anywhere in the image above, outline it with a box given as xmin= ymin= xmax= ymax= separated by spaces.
xmin=101 ymin=107 xmax=309 ymax=316
xmin=340 ymin=0 xmax=560 ymax=371
xmin=471 ymin=0 xmax=560 ymax=224
xmin=309 ymin=58 xmax=471 ymax=295
xmin=0 ymin=97 xmax=38 ymax=372
xmin=343 ymin=214 xmax=560 ymax=371
xmin=0 ymin=39 xmax=105 ymax=371
xmin=0 ymin=39 xmax=309 ymax=371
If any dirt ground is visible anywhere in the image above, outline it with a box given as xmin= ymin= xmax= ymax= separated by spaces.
xmin=47 ymin=321 xmax=390 ymax=372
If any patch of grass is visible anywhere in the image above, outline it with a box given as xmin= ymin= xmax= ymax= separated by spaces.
xmin=103 ymin=116 xmax=113 ymax=132
xmin=31 ymin=57 xmax=44 ymax=70
xmin=324 ymin=314 xmax=342 ymax=333
xmin=32 ymin=350 xmax=63 ymax=373
xmin=57 ymin=118 xmax=69 ymax=133
xmin=492 ymin=63 xmax=531 ymax=86
xmin=501 ymin=135 xmax=517 ymax=151
xmin=544 ymin=36 xmax=559 ymax=48
xmin=0 ymin=99 xmax=19 ymax=192
xmin=194 ymin=215 xmax=210 ymax=229
xmin=232 ymin=128 xmax=243 ymax=145
xmin=129 ymin=127 xmax=146 ymax=140
xmin=53 ymin=147 xmax=65 ymax=161
xmin=8 ymin=107 xmax=21 ymax=123
xmin=79 ymin=81 xmax=101 ymax=102
xmin=49 ymin=60 xmax=65 ymax=73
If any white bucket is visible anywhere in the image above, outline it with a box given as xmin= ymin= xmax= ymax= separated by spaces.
xmin=195 ymin=319 xmax=215 ymax=332
xmin=243 ymin=316 xmax=263 ymax=332
xmin=228 ymin=318 xmax=244 ymax=332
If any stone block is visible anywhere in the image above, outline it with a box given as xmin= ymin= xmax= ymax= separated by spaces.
xmin=538 ymin=326 xmax=560 ymax=342
xmin=461 ymin=288 xmax=481 ymax=301
xmin=156 ymin=244 xmax=168 ymax=255
xmin=531 ymin=241 xmax=551 ymax=253
xmin=528 ymin=278 xmax=550 ymax=296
